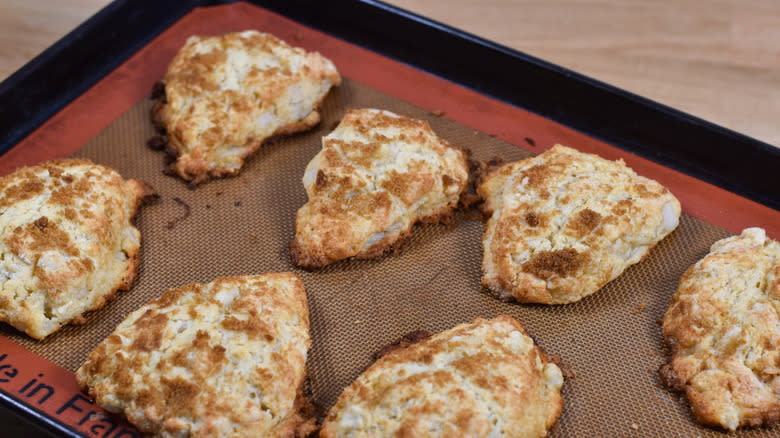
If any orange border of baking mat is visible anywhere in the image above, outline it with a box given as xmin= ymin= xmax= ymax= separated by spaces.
xmin=0 ymin=336 xmax=137 ymax=436
xmin=1 ymin=2 xmax=778 ymax=435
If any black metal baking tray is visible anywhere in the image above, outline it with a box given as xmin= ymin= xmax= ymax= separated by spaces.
xmin=0 ymin=0 xmax=778 ymax=436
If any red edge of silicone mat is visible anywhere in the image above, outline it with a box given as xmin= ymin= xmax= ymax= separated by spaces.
xmin=1 ymin=1 xmax=778 ymax=435
xmin=0 ymin=336 xmax=137 ymax=436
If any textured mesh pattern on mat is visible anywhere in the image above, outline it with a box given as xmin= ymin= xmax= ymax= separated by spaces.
xmin=3 ymin=79 xmax=773 ymax=437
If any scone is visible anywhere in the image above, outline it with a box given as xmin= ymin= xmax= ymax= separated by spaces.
xmin=661 ymin=228 xmax=780 ymax=430
xmin=321 ymin=315 xmax=565 ymax=438
xmin=290 ymin=108 xmax=470 ymax=269
xmin=76 ymin=274 xmax=315 ymax=437
xmin=151 ymin=30 xmax=341 ymax=186
xmin=0 ymin=159 xmax=154 ymax=339
xmin=478 ymin=145 xmax=680 ymax=304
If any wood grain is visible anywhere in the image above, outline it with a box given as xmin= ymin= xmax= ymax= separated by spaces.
xmin=1 ymin=0 xmax=777 ymax=147
xmin=0 ymin=0 xmax=107 ymax=78
xmin=389 ymin=0 xmax=780 ymax=147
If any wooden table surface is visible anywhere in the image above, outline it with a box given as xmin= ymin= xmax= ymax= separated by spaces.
xmin=0 ymin=0 xmax=778 ymax=435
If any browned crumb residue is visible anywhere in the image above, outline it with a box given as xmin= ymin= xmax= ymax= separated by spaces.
xmin=151 ymin=80 xmax=166 ymax=101
xmin=162 ymin=376 xmax=200 ymax=416
xmin=525 ymin=212 xmax=541 ymax=227
xmin=522 ymin=248 xmax=582 ymax=279
xmin=147 ymin=135 xmax=167 ymax=151
xmin=6 ymin=216 xmax=79 ymax=257
xmin=545 ymin=352 xmax=576 ymax=379
xmin=220 ymin=316 xmax=274 ymax=341
xmin=373 ymin=330 xmax=433 ymax=362
xmin=658 ymin=363 xmax=685 ymax=392
xmin=578 ymin=208 xmax=601 ymax=230
xmin=520 ymin=164 xmax=551 ymax=188
xmin=315 ymin=169 xmax=328 ymax=188
xmin=0 ymin=180 xmax=45 ymax=208
xmin=459 ymin=193 xmax=482 ymax=215
xmin=473 ymin=157 xmax=505 ymax=192
xmin=131 ymin=312 xmax=168 ymax=352
xmin=611 ymin=199 xmax=633 ymax=216
xmin=567 ymin=208 xmax=601 ymax=237
xmin=166 ymin=197 xmax=191 ymax=230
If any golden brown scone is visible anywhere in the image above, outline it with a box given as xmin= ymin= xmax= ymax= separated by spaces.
xmin=76 ymin=274 xmax=315 ymax=437
xmin=0 ymin=159 xmax=154 ymax=339
xmin=661 ymin=228 xmax=780 ymax=430
xmin=290 ymin=108 xmax=470 ymax=269
xmin=478 ymin=145 xmax=680 ymax=304
xmin=151 ymin=30 xmax=341 ymax=186
xmin=321 ymin=315 xmax=564 ymax=438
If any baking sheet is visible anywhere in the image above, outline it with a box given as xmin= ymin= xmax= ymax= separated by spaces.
xmin=3 ymin=78 xmax=771 ymax=436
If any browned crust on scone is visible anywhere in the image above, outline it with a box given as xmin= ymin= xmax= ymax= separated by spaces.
xmin=116 ymin=178 xmax=158 ymax=291
xmin=290 ymin=109 xmax=471 ymax=270
xmin=474 ymin=157 xmax=505 ymax=196
xmin=372 ymin=330 xmax=433 ymax=363
xmin=366 ymin=325 xmax=585 ymax=404
xmin=60 ymin=178 xmax=157 ymax=333
xmin=271 ymin=108 xmax=322 ymax=137
xmin=149 ymin=31 xmax=340 ymax=187
xmin=453 ymin=156 xmax=505 ymax=218
xmin=659 ymin=362 xmax=780 ymax=429
xmin=321 ymin=315 xmax=565 ymax=437
xmin=150 ymin=83 xmax=327 ymax=189
xmin=77 ymin=274 xmax=312 ymax=436
xmin=660 ymin=228 xmax=780 ymax=430
xmin=658 ymin=362 xmax=685 ymax=392
xmin=364 ymin=328 xmax=580 ymax=383
xmin=289 ymin=198 xmax=460 ymax=270
xmin=0 ymin=159 xmax=157 ymax=339
xmin=477 ymin=145 xmax=681 ymax=305
xmin=354 ymin=202 xmax=460 ymax=260
xmin=284 ymin=381 xmax=319 ymax=437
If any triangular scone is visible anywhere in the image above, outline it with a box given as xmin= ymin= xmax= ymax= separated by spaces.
xmin=151 ymin=30 xmax=341 ymax=186
xmin=661 ymin=228 xmax=780 ymax=430
xmin=290 ymin=108 xmax=470 ymax=269
xmin=321 ymin=316 xmax=565 ymax=437
xmin=76 ymin=274 xmax=316 ymax=437
xmin=478 ymin=145 xmax=680 ymax=304
xmin=0 ymin=159 xmax=154 ymax=339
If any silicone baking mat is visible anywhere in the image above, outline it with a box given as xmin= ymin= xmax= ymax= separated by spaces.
xmin=1 ymin=3 xmax=778 ymax=437
xmin=3 ymin=78 xmax=774 ymax=437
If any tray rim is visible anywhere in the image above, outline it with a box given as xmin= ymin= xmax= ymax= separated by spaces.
xmin=0 ymin=1 xmax=778 ymax=436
